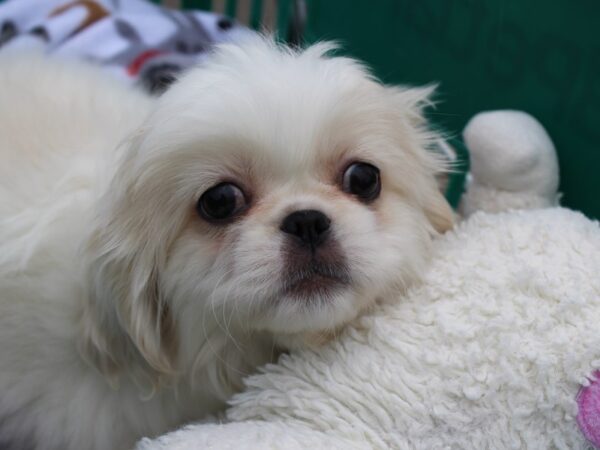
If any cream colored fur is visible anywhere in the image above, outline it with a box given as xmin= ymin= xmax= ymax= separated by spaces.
xmin=0 ymin=39 xmax=452 ymax=450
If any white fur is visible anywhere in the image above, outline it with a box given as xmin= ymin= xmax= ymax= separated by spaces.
xmin=138 ymin=206 xmax=600 ymax=450
xmin=137 ymin=109 xmax=600 ymax=450
xmin=0 ymin=38 xmax=451 ymax=450
xmin=460 ymin=110 xmax=560 ymax=216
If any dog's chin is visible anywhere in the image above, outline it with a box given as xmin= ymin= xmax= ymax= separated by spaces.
xmin=272 ymin=328 xmax=341 ymax=351
xmin=281 ymin=267 xmax=351 ymax=304
xmin=268 ymin=281 xmax=378 ymax=351
xmin=254 ymin=275 xmax=369 ymax=348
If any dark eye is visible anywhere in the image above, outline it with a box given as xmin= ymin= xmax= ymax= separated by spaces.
xmin=342 ymin=162 xmax=381 ymax=202
xmin=197 ymin=182 xmax=247 ymax=223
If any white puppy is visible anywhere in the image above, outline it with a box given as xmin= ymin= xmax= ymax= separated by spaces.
xmin=0 ymin=39 xmax=453 ymax=450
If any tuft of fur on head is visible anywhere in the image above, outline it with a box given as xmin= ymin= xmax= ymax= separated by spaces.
xmin=80 ymin=37 xmax=453 ymax=397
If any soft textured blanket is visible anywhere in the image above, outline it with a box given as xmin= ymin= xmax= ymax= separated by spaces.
xmin=139 ymin=207 xmax=600 ymax=449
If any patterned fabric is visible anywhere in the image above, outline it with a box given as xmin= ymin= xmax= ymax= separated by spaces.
xmin=0 ymin=0 xmax=254 ymax=93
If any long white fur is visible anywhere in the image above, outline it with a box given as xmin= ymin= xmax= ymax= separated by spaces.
xmin=138 ymin=207 xmax=600 ymax=450
xmin=0 ymin=38 xmax=452 ymax=450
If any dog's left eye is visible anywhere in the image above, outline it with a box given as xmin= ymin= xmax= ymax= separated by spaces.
xmin=197 ymin=182 xmax=247 ymax=223
xmin=342 ymin=162 xmax=381 ymax=202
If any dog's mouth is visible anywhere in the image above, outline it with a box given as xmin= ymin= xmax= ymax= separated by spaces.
xmin=282 ymin=263 xmax=351 ymax=299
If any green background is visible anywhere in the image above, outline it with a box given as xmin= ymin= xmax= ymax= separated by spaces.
xmin=13 ymin=0 xmax=598 ymax=217
xmin=300 ymin=0 xmax=600 ymax=219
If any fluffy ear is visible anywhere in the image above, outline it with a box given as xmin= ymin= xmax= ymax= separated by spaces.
xmin=388 ymin=84 xmax=438 ymax=127
xmin=423 ymin=185 xmax=455 ymax=234
xmin=80 ymin=224 xmax=177 ymax=381
xmin=79 ymin=144 xmax=178 ymax=381
xmin=84 ymin=236 xmax=176 ymax=374
xmin=389 ymin=84 xmax=454 ymax=234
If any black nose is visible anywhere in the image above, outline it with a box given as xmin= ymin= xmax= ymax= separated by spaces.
xmin=280 ymin=209 xmax=331 ymax=248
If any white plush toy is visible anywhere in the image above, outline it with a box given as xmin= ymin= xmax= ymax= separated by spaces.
xmin=460 ymin=110 xmax=561 ymax=216
xmin=138 ymin=111 xmax=600 ymax=450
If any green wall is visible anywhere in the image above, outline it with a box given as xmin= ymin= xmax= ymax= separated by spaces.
xmin=304 ymin=0 xmax=600 ymax=218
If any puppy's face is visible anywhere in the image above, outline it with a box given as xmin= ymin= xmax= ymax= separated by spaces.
xmin=85 ymin=41 xmax=453 ymax=376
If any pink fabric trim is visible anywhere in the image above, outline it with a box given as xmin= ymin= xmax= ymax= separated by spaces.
xmin=577 ymin=370 xmax=600 ymax=448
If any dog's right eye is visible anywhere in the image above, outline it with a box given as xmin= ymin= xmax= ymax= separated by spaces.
xmin=197 ymin=182 xmax=247 ymax=223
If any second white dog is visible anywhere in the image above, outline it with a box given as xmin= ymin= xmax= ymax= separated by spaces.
xmin=0 ymin=39 xmax=453 ymax=450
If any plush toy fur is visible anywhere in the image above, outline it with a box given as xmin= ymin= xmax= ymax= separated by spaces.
xmin=460 ymin=110 xmax=560 ymax=216
xmin=138 ymin=111 xmax=600 ymax=449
